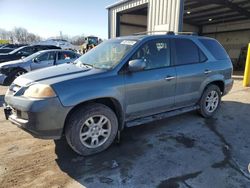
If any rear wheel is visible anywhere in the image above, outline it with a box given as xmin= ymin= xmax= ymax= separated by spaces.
xmin=198 ymin=85 xmax=221 ymax=118
xmin=65 ymin=103 xmax=118 ymax=156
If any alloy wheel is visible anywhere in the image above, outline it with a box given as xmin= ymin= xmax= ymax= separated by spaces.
xmin=79 ymin=115 xmax=111 ymax=148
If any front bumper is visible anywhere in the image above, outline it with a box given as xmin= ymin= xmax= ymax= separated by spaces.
xmin=4 ymin=95 xmax=72 ymax=139
xmin=0 ymin=73 xmax=7 ymax=85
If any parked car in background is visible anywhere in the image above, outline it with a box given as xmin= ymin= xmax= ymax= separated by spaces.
xmin=0 ymin=48 xmax=15 ymax=54
xmin=35 ymin=39 xmax=75 ymax=50
xmin=0 ymin=49 xmax=80 ymax=85
xmin=0 ymin=44 xmax=27 ymax=54
xmin=3 ymin=33 xmax=233 ymax=156
xmin=0 ymin=45 xmax=61 ymax=63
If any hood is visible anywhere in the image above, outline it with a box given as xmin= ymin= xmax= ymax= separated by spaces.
xmin=13 ymin=63 xmax=105 ymax=87
xmin=0 ymin=59 xmax=24 ymax=68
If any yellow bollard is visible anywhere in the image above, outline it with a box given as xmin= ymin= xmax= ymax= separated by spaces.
xmin=243 ymin=43 xmax=250 ymax=87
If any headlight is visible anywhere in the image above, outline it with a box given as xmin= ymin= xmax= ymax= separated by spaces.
xmin=23 ymin=84 xmax=57 ymax=98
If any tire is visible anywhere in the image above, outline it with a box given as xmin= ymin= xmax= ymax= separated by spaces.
xmin=5 ymin=69 xmax=26 ymax=85
xmin=65 ymin=103 xmax=118 ymax=156
xmin=198 ymin=85 xmax=221 ymax=118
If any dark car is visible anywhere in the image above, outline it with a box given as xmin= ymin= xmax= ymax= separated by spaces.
xmin=0 ymin=48 xmax=14 ymax=54
xmin=4 ymin=33 xmax=233 ymax=156
xmin=0 ymin=44 xmax=27 ymax=54
xmin=0 ymin=45 xmax=61 ymax=63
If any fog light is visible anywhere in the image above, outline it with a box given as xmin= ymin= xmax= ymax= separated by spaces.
xmin=21 ymin=111 xmax=28 ymax=120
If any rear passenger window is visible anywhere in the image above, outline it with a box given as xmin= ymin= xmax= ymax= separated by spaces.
xmin=175 ymin=39 xmax=201 ymax=65
xmin=58 ymin=51 xmax=75 ymax=60
xmin=199 ymin=39 xmax=229 ymax=60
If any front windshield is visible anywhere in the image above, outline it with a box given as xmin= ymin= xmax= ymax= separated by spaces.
xmin=88 ymin=37 xmax=98 ymax=45
xmin=23 ymin=51 xmax=41 ymax=61
xmin=9 ymin=46 xmax=25 ymax=54
xmin=76 ymin=39 xmax=137 ymax=69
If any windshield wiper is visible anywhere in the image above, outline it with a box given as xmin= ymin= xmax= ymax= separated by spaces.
xmin=72 ymin=60 xmax=93 ymax=68
xmin=80 ymin=63 xmax=93 ymax=69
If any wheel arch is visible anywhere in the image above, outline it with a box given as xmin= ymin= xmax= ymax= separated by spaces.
xmin=204 ymin=80 xmax=225 ymax=94
xmin=3 ymin=67 xmax=28 ymax=85
xmin=63 ymin=97 xmax=124 ymax=134
xmin=200 ymin=74 xmax=225 ymax=97
xmin=9 ymin=66 xmax=28 ymax=74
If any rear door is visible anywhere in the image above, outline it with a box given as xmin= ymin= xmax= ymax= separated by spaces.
xmin=31 ymin=51 xmax=56 ymax=70
xmin=173 ymin=38 xmax=208 ymax=108
xmin=124 ymin=38 xmax=176 ymax=120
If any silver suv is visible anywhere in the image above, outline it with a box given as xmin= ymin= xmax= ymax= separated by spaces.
xmin=0 ymin=49 xmax=80 ymax=85
xmin=4 ymin=33 xmax=233 ymax=156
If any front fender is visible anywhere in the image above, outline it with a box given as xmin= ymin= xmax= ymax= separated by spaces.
xmin=52 ymin=75 xmax=125 ymax=111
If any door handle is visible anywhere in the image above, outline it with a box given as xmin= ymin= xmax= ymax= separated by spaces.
xmin=204 ymin=70 xmax=212 ymax=74
xmin=165 ymin=76 xmax=175 ymax=81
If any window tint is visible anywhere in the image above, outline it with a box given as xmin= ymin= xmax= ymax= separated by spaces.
xmin=199 ymin=39 xmax=228 ymax=60
xmin=18 ymin=47 xmax=34 ymax=56
xmin=175 ymin=39 xmax=200 ymax=65
xmin=199 ymin=50 xmax=207 ymax=62
xmin=131 ymin=39 xmax=170 ymax=70
xmin=58 ymin=51 xmax=75 ymax=60
xmin=37 ymin=52 xmax=55 ymax=61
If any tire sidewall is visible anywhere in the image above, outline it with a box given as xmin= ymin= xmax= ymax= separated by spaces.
xmin=199 ymin=85 xmax=221 ymax=118
xmin=66 ymin=103 xmax=118 ymax=156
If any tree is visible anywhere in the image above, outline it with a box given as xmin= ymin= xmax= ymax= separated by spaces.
xmin=70 ymin=35 xmax=86 ymax=45
xmin=0 ymin=27 xmax=41 ymax=44
xmin=12 ymin=27 xmax=28 ymax=43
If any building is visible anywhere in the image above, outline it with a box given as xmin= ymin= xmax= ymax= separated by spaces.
xmin=107 ymin=0 xmax=250 ymax=67
xmin=107 ymin=0 xmax=184 ymax=38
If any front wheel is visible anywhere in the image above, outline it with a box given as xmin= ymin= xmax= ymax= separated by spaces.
xmin=5 ymin=69 xmax=26 ymax=85
xmin=198 ymin=85 xmax=221 ymax=118
xmin=65 ymin=103 xmax=118 ymax=156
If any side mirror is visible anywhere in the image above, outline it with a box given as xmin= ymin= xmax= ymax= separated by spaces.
xmin=33 ymin=58 xmax=39 ymax=63
xmin=128 ymin=59 xmax=146 ymax=72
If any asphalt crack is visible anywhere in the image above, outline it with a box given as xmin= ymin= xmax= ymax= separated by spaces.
xmin=204 ymin=118 xmax=250 ymax=180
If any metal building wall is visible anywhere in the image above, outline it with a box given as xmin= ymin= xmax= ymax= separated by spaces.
xmin=108 ymin=0 xmax=183 ymax=38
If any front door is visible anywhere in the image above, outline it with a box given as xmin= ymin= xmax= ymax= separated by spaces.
xmin=124 ymin=39 xmax=176 ymax=120
xmin=31 ymin=51 xmax=55 ymax=70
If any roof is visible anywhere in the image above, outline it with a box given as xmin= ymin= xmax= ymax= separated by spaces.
xmin=184 ymin=0 xmax=250 ymax=25
xmin=39 ymin=49 xmax=74 ymax=53
xmin=106 ymin=0 xmax=132 ymax=9
xmin=111 ymin=32 xmax=208 ymax=41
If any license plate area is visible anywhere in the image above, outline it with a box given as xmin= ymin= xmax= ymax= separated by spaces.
xmin=3 ymin=104 xmax=12 ymax=120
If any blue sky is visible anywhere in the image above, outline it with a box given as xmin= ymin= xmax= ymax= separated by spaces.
xmin=0 ymin=0 xmax=117 ymax=39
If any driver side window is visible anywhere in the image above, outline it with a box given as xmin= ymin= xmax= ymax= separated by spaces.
xmin=37 ymin=52 xmax=55 ymax=62
xmin=18 ymin=48 xmax=34 ymax=56
xmin=131 ymin=39 xmax=170 ymax=70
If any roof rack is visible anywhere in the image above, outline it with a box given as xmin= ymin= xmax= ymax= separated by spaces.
xmin=132 ymin=31 xmax=198 ymax=36
xmin=175 ymin=32 xmax=198 ymax=35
